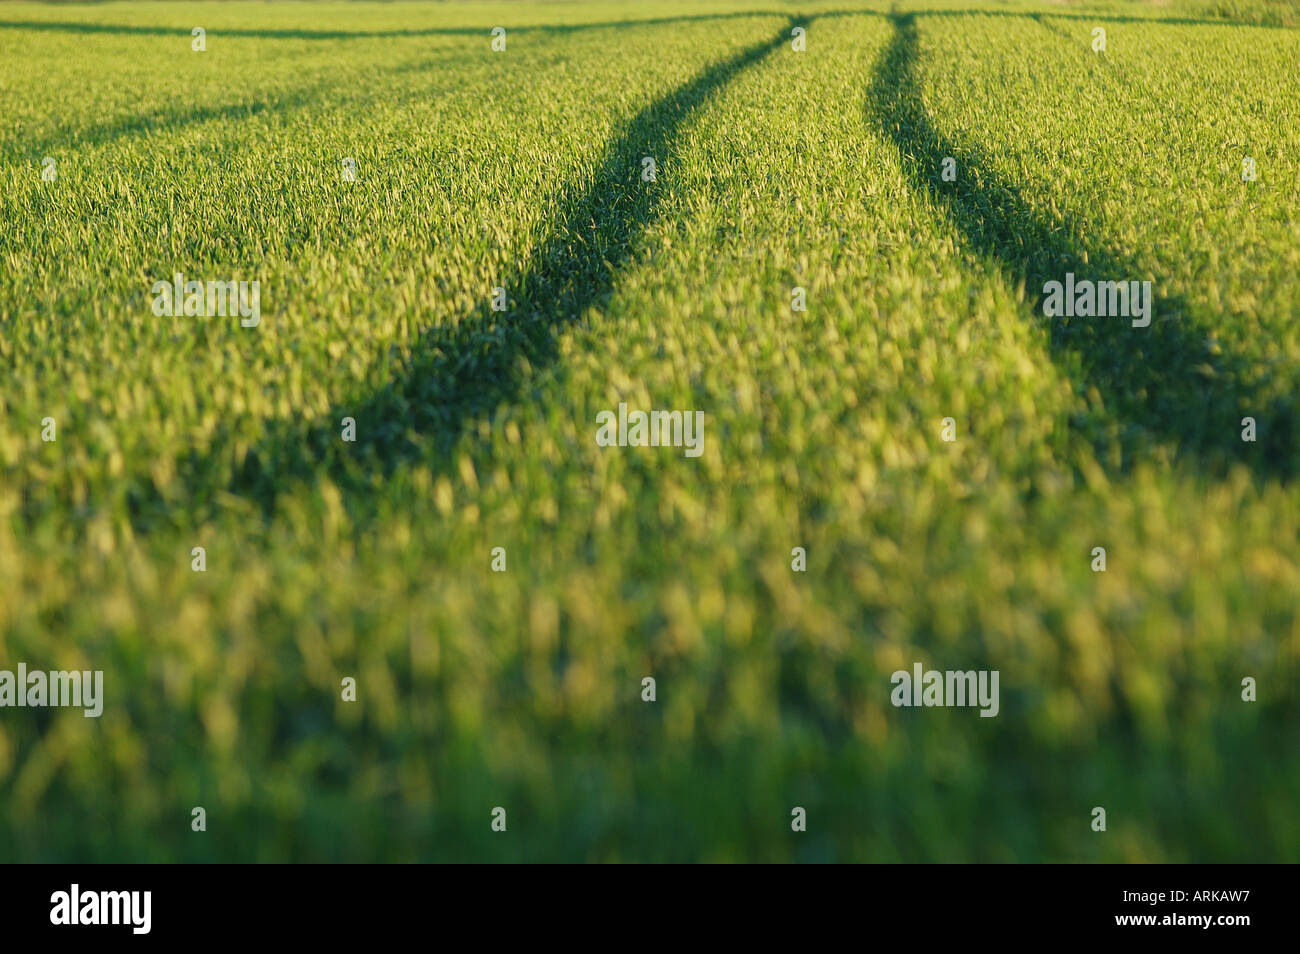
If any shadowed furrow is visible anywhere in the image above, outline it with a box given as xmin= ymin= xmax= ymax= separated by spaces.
xmin=867 ymin=12 xmax=1295 ymax=480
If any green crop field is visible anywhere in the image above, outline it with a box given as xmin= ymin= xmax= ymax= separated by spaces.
xmin=1 ymin=0 xmax=1298 ymax=863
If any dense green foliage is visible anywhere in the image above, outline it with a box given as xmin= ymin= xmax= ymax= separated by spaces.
xmin=1 ymin=0 xmax=1297 ymax=861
